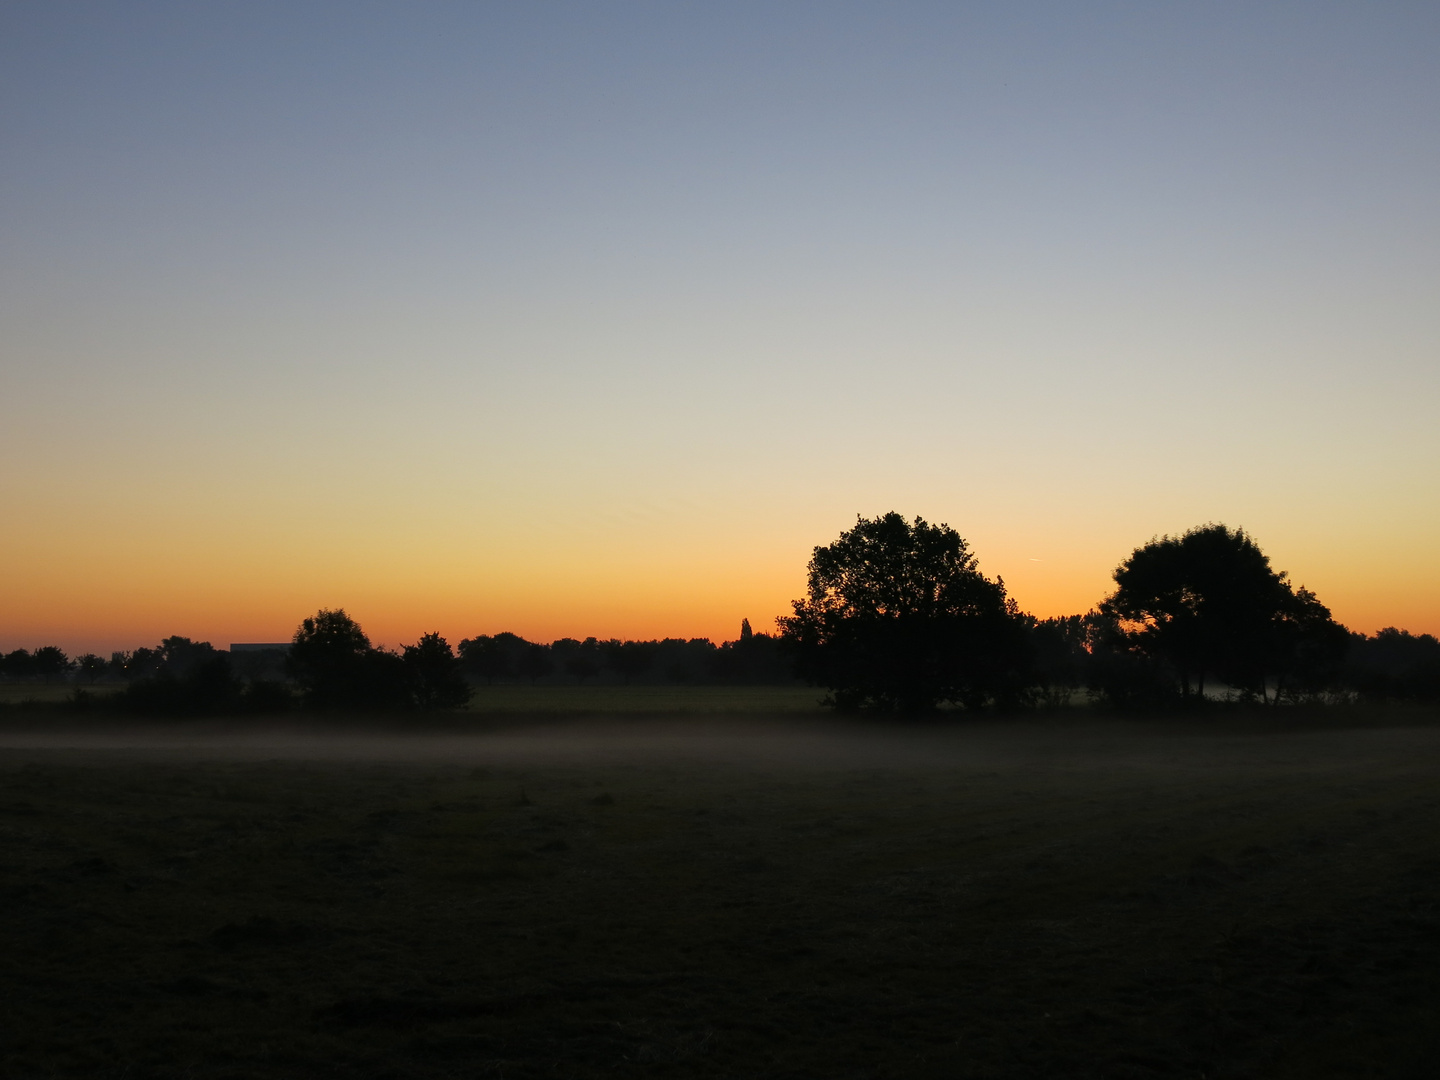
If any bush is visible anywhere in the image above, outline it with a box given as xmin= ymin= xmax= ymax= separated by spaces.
xmin=116 ymin=655 xmax=244 ymax=716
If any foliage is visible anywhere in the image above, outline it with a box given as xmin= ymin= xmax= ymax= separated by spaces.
xmin=288 ymin=609 xmax=394 ymax=709
xmin=8 ymin=516 xmax=1435 ymax=715
xmin=552 ymin=637 xmax=601 ymax=683
xmin=287 ymin=613 xmax=471 ymax=711
xmin=1024 ymin=614 xmax=1093 ymax=706
xmin=123 ymin=647 xmax=162 ymax=680
xmin=1103 ymin=525 xmax=1282 ymax=698
xmin=1263 ymin=587 xmax=1352 ymax=702
xmin=1346 ymin=628 xmax=1440 ymax=702
xmin=1081 ymin=609 xmax=1184 ymax=709
xmin=116 ymin=653 xmax=244 ymax=715
xmin=112 ymin=635 xmax=294 ymax=715
xmin=31 ymin=646 xmax=73 ymax=680
xmin=779 ymin=512 xmax=1030 ymax=711
xmin=603 ymin=639 xmax=655 ymax=684
xmin=1 ymin=649 xmax=36 ymax=680
xmin=456 ymin=629 xmax=794 ymax=688
xmin=516 ymin=642 xmax=556 ymax=684
xmin=401 ymin=633 xmax=471 ymax=710
xmin=1101 ymin=523 xmax=1348 ymax=703
xmin=711 ymin=629 xmax=791 ymax=684
xmin=75 ymin=654 xmax=108 ymax=684
xmin=456 ymin=632 xmax=526 ymax=684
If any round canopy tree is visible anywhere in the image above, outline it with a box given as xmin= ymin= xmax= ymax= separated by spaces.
xmin=1101 ymin=523 xmax=1343 ymax=701
xmin=287 ymin=608 xmax=373 ymax=708
xmin=287 ymin=608 xmax=411 ymax=710
xmin=402 ymin=632 xmax=472 ymax=710
xmin=779 ymin=512 xmax=1029 ymax=711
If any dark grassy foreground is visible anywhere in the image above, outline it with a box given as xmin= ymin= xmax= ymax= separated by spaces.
xmin=2 ymin=712 xmax=1439 ymax=1078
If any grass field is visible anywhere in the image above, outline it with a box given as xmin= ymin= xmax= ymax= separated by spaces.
xmin=2 ymin=711 xmax=1439 ymax=1077
xmin=0 ymin=683 xmax=825 ymax=713
xmin=0 ymin=683 xmax=114 ymax=705
xmin=461 ymin=684 xmax=825 ymax=713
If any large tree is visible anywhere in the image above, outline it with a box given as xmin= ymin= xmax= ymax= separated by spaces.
xmin=779 ymin=512 xmax=1029 ymax=711
xmin=1265 ymin=587 xmax=1350 ymax=702
xmin=402 ymin=632 xmax=471 ymax=710
xmin=29 ymin=646 xmax=73 ymax=681
xmin=1102 ymin=523 xmax=1344 ymax=701
xmin=75 ymin=653 xmax=109 ymax=684
xmin=288 ymin=608 xmax=411 ymax=709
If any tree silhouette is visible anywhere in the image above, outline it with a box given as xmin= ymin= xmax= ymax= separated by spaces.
xmin=516 ymin=643 xmax=555 ymax=684
xmin=1025 ymin=615 xmax=1089 ymax=706
xmin=156 ymin=637 xmax=222 ymax=678
xmin=1345 ymin=628 xmax=1440 ymax=701
xmin=1263 ymin=587 xmax=1349 ymax=702
xmin=287 ymin=609 xmax=409 ymax=709
xmin=713 ymin=624 xmax=793 ymax=684
xmin=1102 ymin=524 xmax=1344 ymax=702
xmin=114 ymin=636 xmax=244 ymax=714
xmin=553 ymin=637 xmax=601 ymax=684
xmin=1081 ymin=608 xmax=1187 ymax=708
xmin=457 ymin=633 xmax=533 ymax=684
xmin=30 ymin=646 xmax=73 ymax=681
xmin=2 ymin=649 xmax=35 ymax=680
xmin=75 ymin=653 xmax=108 ymax=684
xmin=288 ymin=609 xmax=370 ymax=707
xmin=779 ymin=512 xmax=1029 ymax=711
xmin=401 ymin=632 xmax=471 ymax=710
xmin=603 ymin=640 xmax=654 ymax=685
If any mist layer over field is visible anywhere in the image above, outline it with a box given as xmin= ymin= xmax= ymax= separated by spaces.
xmin=3 ymin=714 xmax=1439 ymax=1077
xmin=4 ymin=711 xmax=1433 ymax=767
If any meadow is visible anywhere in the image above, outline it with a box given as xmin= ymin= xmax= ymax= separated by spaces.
xmin=0 ymin=683 xmax=112 ymax=705
xmin=460 ymin=684 xmax=825 ymax=714
xmin=0 ymin=683 xmax=826 ymax=712
xmin=2 ymin=709 xmax=1438 ymax=1077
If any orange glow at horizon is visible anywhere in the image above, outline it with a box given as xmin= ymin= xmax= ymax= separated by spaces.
xmin=3 ymin=5 xmax=1438 ymax=661
xmin=3 ymin=518 xmax=1434 ymax=656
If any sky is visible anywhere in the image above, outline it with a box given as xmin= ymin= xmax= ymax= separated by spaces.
xmin=2 ymin=1 xmax=1437 ymax=654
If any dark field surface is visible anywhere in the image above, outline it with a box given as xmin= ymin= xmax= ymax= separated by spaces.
xmin=2 ymin=713 xmax=1439 ymax=1078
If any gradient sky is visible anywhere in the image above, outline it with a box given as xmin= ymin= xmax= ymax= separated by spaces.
xmin=2 ymin=2 xmax=1437 ymax=654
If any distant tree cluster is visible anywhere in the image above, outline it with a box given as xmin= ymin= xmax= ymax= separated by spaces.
xmin=0 ymin=646 xmax=78 ymax=682
xmin=284 ymin=610 xmax=471 ymax=711
xmin=454 ymin=625 xmax=790 ymax=688
xmin=113 ymin=637 xmax=285 ymax=715
xmin=1344 ymin=628 xmax=1440 ymax=702
xmin=0 ymin=611 xmax=793 ymax=715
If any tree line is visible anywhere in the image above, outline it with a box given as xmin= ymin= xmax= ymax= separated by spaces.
xmin=3 ymin=513 xmax=1437 ymax=713
xmin=781 ymin=514 xmax=1439 ymax=710
xmin=0 ymin=614 xmax=792 ymax=715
